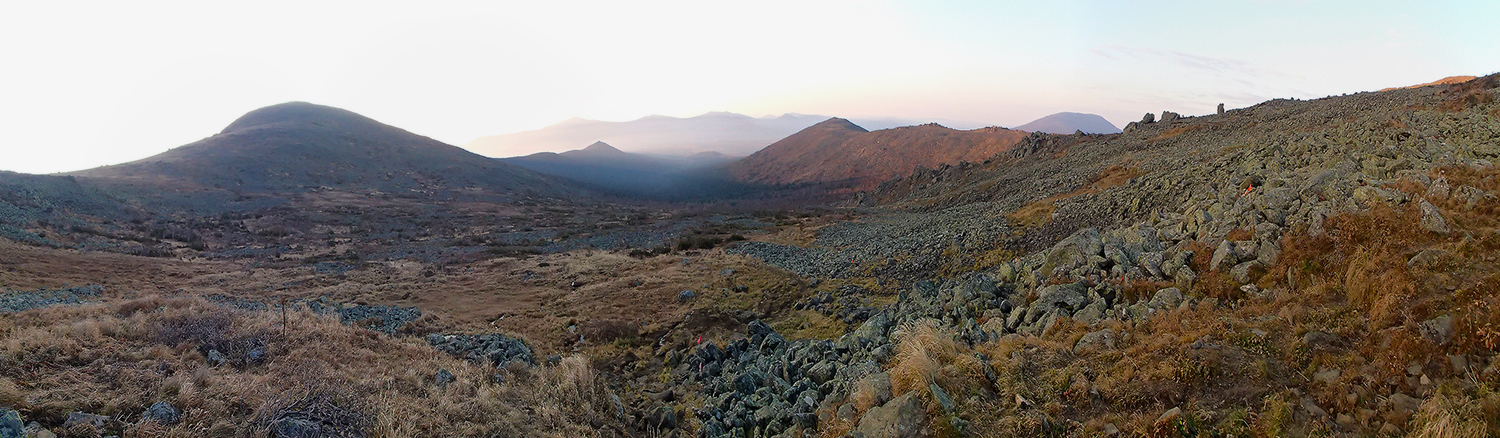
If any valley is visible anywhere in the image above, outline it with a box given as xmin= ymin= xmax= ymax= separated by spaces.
xmin=2 ymin=75 xmax=1499 ymax=438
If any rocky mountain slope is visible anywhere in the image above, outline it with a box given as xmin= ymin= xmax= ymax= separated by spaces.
xmin=0 ymin=171 xmax=147 ymax=251
xmin=1382 ymin=75 xmax=1478 ymax=91
xmin=710 ymin=74 xmax=1500 ymax=437
xmin=726 ymin=118 xmax=1028 ymax=191
xmin=0 ymin=102 xmax=658 ymax=263
xmin=1014 ymin=111 xmax=1122 ymax=134
xmin=6 ymin=76 xmax=1500 ymax=438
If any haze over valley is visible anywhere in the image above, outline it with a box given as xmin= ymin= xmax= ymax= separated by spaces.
xmin=2 ymin=2 xmax=1499 ymax=437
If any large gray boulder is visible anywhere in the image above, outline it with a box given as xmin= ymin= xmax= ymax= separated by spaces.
xmin=844 ymin=312 xmax=893 ymax=347
xmin=1040 ymin=228 xmax=1104 ymax=276
xmin=1149 ymin=287 xmax=1184 ymax=310
xmin=1231 ymin=260 xmax=1266 ymax=284
xmin=1419 ymin=198 xmax=1450 ymax=234
xmin=1210 ymin=240 xmax=1239 ymax=272
xmin=855 ymin=393 xmax=930 ymax=438
xmin=0 ymin=409 xmax=21 ymax=438
xmin=144 ymin=401 xmax=183 ymax=425
xmin=61 ymin=412 xmax=111 ymax=431
xmin=1427 ymin=177 xmax=1451 ymax=200
xmin=1031 ymin=282 xmax=1089 ymax=314
xmin=1174 ymin=266 xmax=1198 ymax=291
xmin=1421 ymin=314 xmax=1454 ymax=345
xmin=1074 ymin=329 xmax=1116 ymax=354
xmin=1103 ymin=225 xmax=1162 ymax=267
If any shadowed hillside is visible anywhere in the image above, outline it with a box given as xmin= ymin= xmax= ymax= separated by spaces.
xmin=71 ymin=102 xmax=580 ymax=202
xmin=502 ymin=141 xmax=742 ymax=198
xmin=7 ymin=75 xmax=1500 ymax=438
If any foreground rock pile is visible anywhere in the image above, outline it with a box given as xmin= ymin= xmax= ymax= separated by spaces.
xmin=683 ymin=320 xmax=880 ymax=437
xmin=0 ymin=285 xmax=101 ymax=313
xmin=705 ymin=76 xmax=1500 ymax=435
xmin=426 ymin=333 xmax=538 ymax=369
xmin=1 ymin=402 xmax=183 ymax=438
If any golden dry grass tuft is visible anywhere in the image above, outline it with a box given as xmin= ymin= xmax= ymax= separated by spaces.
xmin=889 ymin=319 xmax=955 ymax=396
xmin=1147 ymin=124 xmax=1212 ymax=142
xmin=0 ymin=296 xmax=627 ymax=437
xmin=1410 ymin=393 xmax=1487 ymax=438
xmin=1005 ymin=201 xmax=1056 ymax=230
xmin=1437 ymin=75 xmax=1498 ymax=113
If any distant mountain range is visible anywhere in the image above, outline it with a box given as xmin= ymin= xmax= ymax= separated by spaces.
xmin=465 ymin=112 xmax=829 ymax=158
xmin=62 ymin=103 xmax=1122 ymax=205
xmin=1014 ymin=112 xmax=1121 ymax=134
xmin=726 ymin=118 xmax=1029 ymax=190
xmin=70 ymin=102 xmax=581 ymax=201
xmin=461 ymin=112 xmax=986 ymax=159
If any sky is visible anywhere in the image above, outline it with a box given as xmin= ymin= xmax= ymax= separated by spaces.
xmin=1 ymin=0 xmax=1496 ymax=174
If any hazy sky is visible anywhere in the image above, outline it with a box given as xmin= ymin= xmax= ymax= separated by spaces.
xmin=2 ymin=0 xmax=1496 ymax=174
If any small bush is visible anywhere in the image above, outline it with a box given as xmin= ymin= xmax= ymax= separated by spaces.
xmin=580 ymin=320 xmax=638 ymax=343
xmin=254 ymin=387 xmax=369 ymax=438
xmin=675 ymin=235 xmax=725 ymax=251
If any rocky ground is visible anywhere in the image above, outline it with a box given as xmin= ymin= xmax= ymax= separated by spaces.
xmin=690 ymin=75 xmax=1500 ymax=437
xmin=1 ymin=76 xmax=1498 ymax=437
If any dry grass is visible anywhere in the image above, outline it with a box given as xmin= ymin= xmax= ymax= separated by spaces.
xmin=769 ymin=309 xmax=848 ymax=341
xmin=1147 ymin=124 xmax=1212 ymax=142
xmin=1438 ymin=75 xmax=1498 ymax=113
xmin=889 ymin=319 xmax=956 ymax=397
xmin=1006 ymin=201 xmax=1056 ymax=230
xmin=938 ymin=247 xmax=1016 ymax=277
xmin=1007 ymin=164 xmax=1143 ymax=230
xmin=1410 ymin=393 xmax=1487 ymax=438
xmin=842 ymin=318 xmax=1000 ymax=436
xmin=0 ymin=296 xmax=626 ymax=437
xmin=891 ymin=164 xmax=1500 ymax=436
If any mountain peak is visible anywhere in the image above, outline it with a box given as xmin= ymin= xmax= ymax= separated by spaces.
xmin=219 ymin=101 xmax=378 ymax=135
xmin=562 ymin=141 xmax=630 ymax=158
xmin=72 ymin=102 xmax=577 ymax=198
xmin=813 ymin=117 xmax=869 ymax=133
xmin=583 ymin=141 xmax=621 ymax=152
xmin=1015 ymin=112 xmax=1121 ymax=134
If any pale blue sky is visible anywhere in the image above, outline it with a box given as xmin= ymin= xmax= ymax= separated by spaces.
xmin=1 ymin=0 xmax=1495 ymax=173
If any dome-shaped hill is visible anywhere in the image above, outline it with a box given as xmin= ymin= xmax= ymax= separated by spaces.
xmin=218 ymin=101 xmax=378 ymax=134
xmin=71 ymin=102 xmax=578 ymax=198
xmin=1014 ymin=112 xmax=1121 ymax=134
